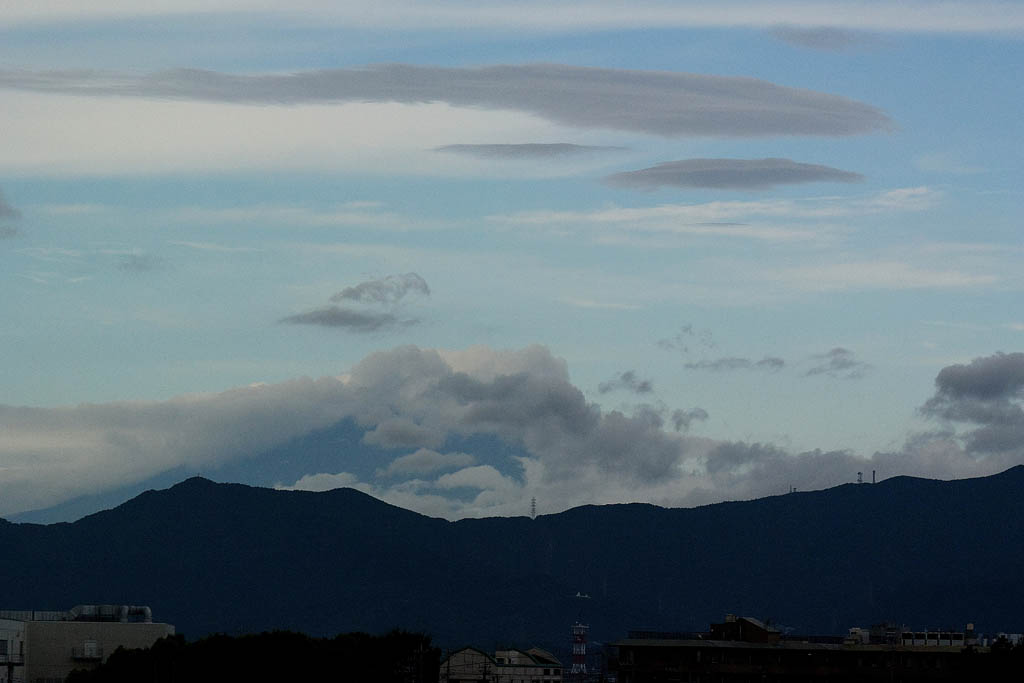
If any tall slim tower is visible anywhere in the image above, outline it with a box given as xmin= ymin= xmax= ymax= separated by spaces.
xmin=571 ymin=622 xmax=588 ymax=676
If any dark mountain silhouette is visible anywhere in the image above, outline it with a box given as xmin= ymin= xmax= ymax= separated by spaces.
xmin=2 ymin=467 xmax=1023 ymax=652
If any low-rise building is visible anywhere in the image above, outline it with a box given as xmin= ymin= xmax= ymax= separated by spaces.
xmin=0 ymin=605 xmax=174 ymax=683
xmin=440 ymin=646 xmax=562 ymax=683
xmin=615 ymin=615 xmax=996 ymax=682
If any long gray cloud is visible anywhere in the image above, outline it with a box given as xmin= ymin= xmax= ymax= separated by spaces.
xmin=770 ymin=26 xmax=872 ymax=51
xmin=0 ymin=64 xmax=891 ymax=137
xmin=436 ymin=143 xmax=625 ymax=159
xmin=280 ymin=307 xmax=403 ymax=331
xmin=605 ymin=158 xmax=864 ymax=190
xmin=685 ymin=356 xmax=785 ymax=371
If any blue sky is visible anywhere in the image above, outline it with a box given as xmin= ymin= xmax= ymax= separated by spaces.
xmin=1 ymin=1 xmax=1023 ymax=519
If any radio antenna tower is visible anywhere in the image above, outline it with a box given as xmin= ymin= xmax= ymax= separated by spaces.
xmin=571 ymin=622 xmax=588 ymax=677
xmin=530 ymin=497 xmax=536 ymax=520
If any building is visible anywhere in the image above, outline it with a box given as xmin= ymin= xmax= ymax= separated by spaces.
xmin=614 ymin=615 xmax=993 ymax=682
xmin=0 ymin=605 xmax=174 ymax=683
xmin=440 ymin=646 xmax=562 ymax=683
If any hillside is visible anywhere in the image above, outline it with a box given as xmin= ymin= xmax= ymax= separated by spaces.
xmin=2 ymin=467 xmax=1022 ymax=651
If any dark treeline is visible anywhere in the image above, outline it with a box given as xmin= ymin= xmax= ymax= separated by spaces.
xmin=66 ymin=630 xmax=440 ymax=683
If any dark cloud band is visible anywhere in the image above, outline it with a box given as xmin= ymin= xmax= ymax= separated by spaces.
xmin=605 ymin=158 xmax=864 ymax=190
xmin=0 ymin=64 xmax=891 ymax=138
xmin=280 ymin=307 xmax=405 ymax=332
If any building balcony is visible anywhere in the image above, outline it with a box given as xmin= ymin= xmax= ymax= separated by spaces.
xmin=71 ymin=646 xmax=104 ymax=661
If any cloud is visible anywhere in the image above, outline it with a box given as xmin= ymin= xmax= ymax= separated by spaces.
xmin=657 ymin=324 xmax=716 ymax=353
xmin=605 ymin=158 xmax=864 ymax=191
xmin=0 ymin=190 xmax=21 ymax=239
xmin=598 ymin=370 xmax=653 ymax=394
xmin=490 ymin=187 xmax=938 ymax=244
xmin=277 ymin=471 xmax=359 ymax=492
xmin=3 ymin=343 xmax=1024 ymax=520
xmin=116 ymin=252 xmax=162 ymax=272
xmin=913 ymin=153 xmax=986 ymax=175
xmin=282 ymin=273 xmax=429 ymax=332
xmin=330 ymin=273 xmax=429 ymax=305
xmin=920 ymin=352 xmax=1024 ymax=456
xmin=685 ymin=356 xmax=786 ymax=371
xmin=0 ymin=344 xmax=702 ymax=517
xmin=380 ymin=448 xmax=476 ymax=477
xmin=773 ymin=260 xmax=995 ymax=291
xmin=931 ymin=351 xmax=1024 ymax=400
xmin=280 ymin=307 xmax=404 ymax=332
xmin=0 ymin=190 xmax=20 ymax=221
xmin=671 ymin=407 xmax=709 ymax=432
xmin=436 ymin=143 xmax=625 ymax=159
xmin=362 ymin=419 xmax=446 ymax=449
xmin=435 ymin=464 xmax=517 ymax=491
xmin=0 ymin=64 xmax=890 ymax=138
xmin=805 ymin=348 xmax=870 ymax=379
xmin=3 ymin=2 xmax=1023 ymax=33
xmin=770 ymin=26 xmax=872 ymax=51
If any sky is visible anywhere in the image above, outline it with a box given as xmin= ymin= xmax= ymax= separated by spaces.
xmin=1 ymin=1 xmax=1023 ymax=520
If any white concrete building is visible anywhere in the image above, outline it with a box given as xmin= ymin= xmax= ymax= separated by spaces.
xmin=440 ymin=646 xmax=562 ymax=683
xmin=0 ymin=605 xmax=174 ymax=683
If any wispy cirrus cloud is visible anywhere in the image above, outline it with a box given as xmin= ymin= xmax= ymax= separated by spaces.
xmin=489 ymin=187 xmax=935 ymax=244
xmin=772 ymin=260 xmax=996 ymax=291
xmin=770 ymin=25 xmax=874 ymax=51
xmin=0 ymin=64 xmax=890 ymax=138
xmin=605 ymin=158 xmax=863 ymax=191
xmin=3 ymin=2 xmax=1023 ymax=34
xmin=685 ymin=356 xmax=786 ymax=371
xmin=436 ymin=143 xmax=625 ymax=159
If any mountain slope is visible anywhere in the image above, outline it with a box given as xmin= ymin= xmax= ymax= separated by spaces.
xmin=1 ymin=468 xmax=1022 ymax=651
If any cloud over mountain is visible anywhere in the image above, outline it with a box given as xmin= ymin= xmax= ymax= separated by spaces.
xmin=3 ymin=345 xmax=1022 ymax=520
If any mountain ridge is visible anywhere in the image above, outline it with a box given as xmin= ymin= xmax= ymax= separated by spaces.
xmin=1 ymin=466 xmax=1021 ymax=652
